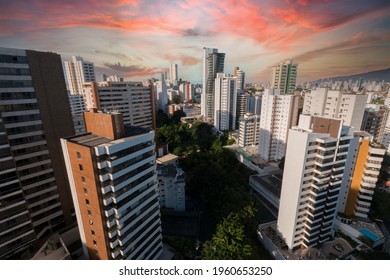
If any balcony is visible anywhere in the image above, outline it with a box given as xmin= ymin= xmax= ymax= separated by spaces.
xmin=111 ymin=248 xmax=121 ymax=259
xmin=110 ymin=239 xmax=119 ymax=248
xmin=97 ymin=161 xmax=108 ymax=169
xmin=107 ymin=219 xmax=116 ymax=228
xmin=101 ymin=186 xmax=112 ymax=195
xmin=355 ymin=205 xmax=369 ymax=213
xmin=105 ymin=208 xmax=115 ymax=217
xmin=99 ymin=173 xmax=109 ymax=182
xmin=365 ymin=162 xmax=382 ymax=169
xmin=103 ymin=196 xmax=113 ymax=206
xmin=361 ymin=180 xmax=376 ymax=188
xmin=359 ymin=188 xmax=374 ymax=195
xmin=363 ymin=168 xmax=380 ymax=176
xmin=108 ymin=230 xmax=118 ymax=239
xmin=357 ymin=199 xmax=372 ymax=207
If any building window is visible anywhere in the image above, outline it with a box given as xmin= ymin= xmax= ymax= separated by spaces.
xmin=87 ymin=210 xmax=92 ymax=216
xmin=83 ymin=188 xmax=88 ymax=195
xmin=89 ymin=219 xmax=93 ymax=225
xmin=79 ymin=164 xmax=83 ymax=171
xmin=85 ymin=199 xmax=90 ymax=205
xmin=77 ymin=152 xmax=81 ymax=159
xmin=91 ymin=230 xmax=95 ymax=236
xmin=81 ymin=176 xmax=86 ymax=184
xmin=93 ymin=240 xmax=97 ymax=246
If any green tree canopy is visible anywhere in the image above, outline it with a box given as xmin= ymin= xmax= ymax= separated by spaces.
xmin=201 ymin=207 xmax=254 ymax=260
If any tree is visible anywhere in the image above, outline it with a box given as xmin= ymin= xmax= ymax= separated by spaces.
xmin=172 ymin=95 xmax=182 ymax=104
xmin=201 ymin=209 xmax=254 ymax=260
xmin=171 ymin=110 xmax=186 ymax=124
xmin=156 ymin=109 xmax=170 ymax=128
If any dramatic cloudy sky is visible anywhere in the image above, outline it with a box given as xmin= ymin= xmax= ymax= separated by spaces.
xmin=1 ymin=0 xmax=389 ymax=83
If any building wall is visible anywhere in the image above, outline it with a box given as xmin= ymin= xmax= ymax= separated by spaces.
xmin=344 ymin=139 xmax=369 ymax=216
xmin=259 ymin=89 xmax=299 ymax=162
xmin=238 ymin=113 xmax=260 ymax=147
xmin=0 ymin=47 xmax=75 ymax=258
xmin=277 ymin=116 xmax=353 ymax=250
xmin=83 ymin=82 xmax=153 ymax=129
xmin=201 ymin=48 xmax=225 ymax=119
xmin=83 ymin=110 xmax=123 ymax=139
xmin=271 ymin=60 xmax=297 ymax=94
xmin=64 ymin=141 xmax=109 ymax=260
xmin=214 ymin=73 xmax=237 ymax=131
xmin=303 ymin=89 xmax=367 ymax=131
xmin=277 ymin=129 xmax=310 ymax=249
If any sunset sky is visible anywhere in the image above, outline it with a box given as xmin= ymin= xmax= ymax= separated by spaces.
xmin=1 ymin=0 xmax=389 ymax=83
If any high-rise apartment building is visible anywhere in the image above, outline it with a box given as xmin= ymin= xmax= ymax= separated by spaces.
xmin=83 ymin=81 xmax=153 ymax=129
xmin=64 ymin=56 xmax=95 ymax=95
xmin=236 ymin=92 xmax=249 ymax=123
xmin=258 ymin=89 xmax=299 ymax=162
xmin=154 ymin=80 xmax=168 ymax=113
xmin=201 ymin=47 xmax=225 ymax=119
xmin=238 ymin=113 xmax=260 ymax=147
xmin=338 ymin=132 xmax=384 ymax=219
xmin=271 ymin=60 xmax=297 ymax=94
xmin=233 ymin=66 xmax=245 ymax=91
xmin=0 ymin=47 xmax=75 ymax=258
xmin=303 ymin=88 xmax=367 ymax=130
xmin=277 ymin=115 xmax=354 ymax=251
xmin=61 ymin=110 xmax=162 ymax=260
xmin=247 ymin=94 xmax=261 ymax=115
xmin=169 ymin=64 xmax=178 ymax=83
xmin=361 ymin=104 xmax=388 ymax=144
xmin=68 ymin=92 xmax=86 ymax=134
xmin=214 ymin=73 xmax=237 ymax=131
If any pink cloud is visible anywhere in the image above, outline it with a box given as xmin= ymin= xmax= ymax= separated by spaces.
xmin=1 ymin=0 xmax=389 ymax=54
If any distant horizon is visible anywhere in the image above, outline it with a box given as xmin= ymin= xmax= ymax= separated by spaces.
xmin=1 ymin=0 xmax=389 ymax=83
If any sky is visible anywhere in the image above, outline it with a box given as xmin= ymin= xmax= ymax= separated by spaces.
xmin=1 ymin=0 xmax=390 ymax=83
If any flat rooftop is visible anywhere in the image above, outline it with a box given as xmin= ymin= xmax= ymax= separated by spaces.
xmin=157 ymin=153 xmax=179 ymax=164
xmin=66 ymin=133 xmax=112 ymax=147
xmin=251 ymin=173 xmax=283 ymax=198
xmin=66 ymin=125 xmax=152 ymax=147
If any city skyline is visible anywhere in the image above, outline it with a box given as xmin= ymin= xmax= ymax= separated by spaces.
xmin=1 ymin=0 xmax=389 ymax=83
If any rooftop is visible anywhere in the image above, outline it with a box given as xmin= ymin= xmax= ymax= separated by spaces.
xmin=251 ymin=174 xmax=282 ymax=198
xmin=157 ymin=153 xmax=179 ymax=164
xmin=258 ymin=222 xmax=354 ymax=260
xmin=66 ymin=125 xmax=152 ymax=147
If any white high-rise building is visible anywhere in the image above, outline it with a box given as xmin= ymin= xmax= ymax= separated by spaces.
xmin=258 ymin=89 xmax=299 ymax=162
xmin=157 ymin=164 xmax=185 ymax=212
xmin=303 ymin=88 xmax=367 ymax=130
xmin=277 ymin=115 xmax=354 ymax=251
xmin=201 ymin=47 xmax=225 ymax=119
xmin=238 ymin=113 xmax=260 ymax=147
xmin=214 ymin=73 xmax=237 ymax=131
xmin=154 ymin=80 xmax=168 ymax=113
xmin=169 ymin=64 xmax=178 ymax=83
xmin=83 ymin=81 xmax=153 ymax=129
xmin=64 ymin=56 xmax=95 ymax=95
xmin=271 ymin=60 xmax=297 ymax=94
xmin=233 ymin=67 xmax=245 ymax=91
